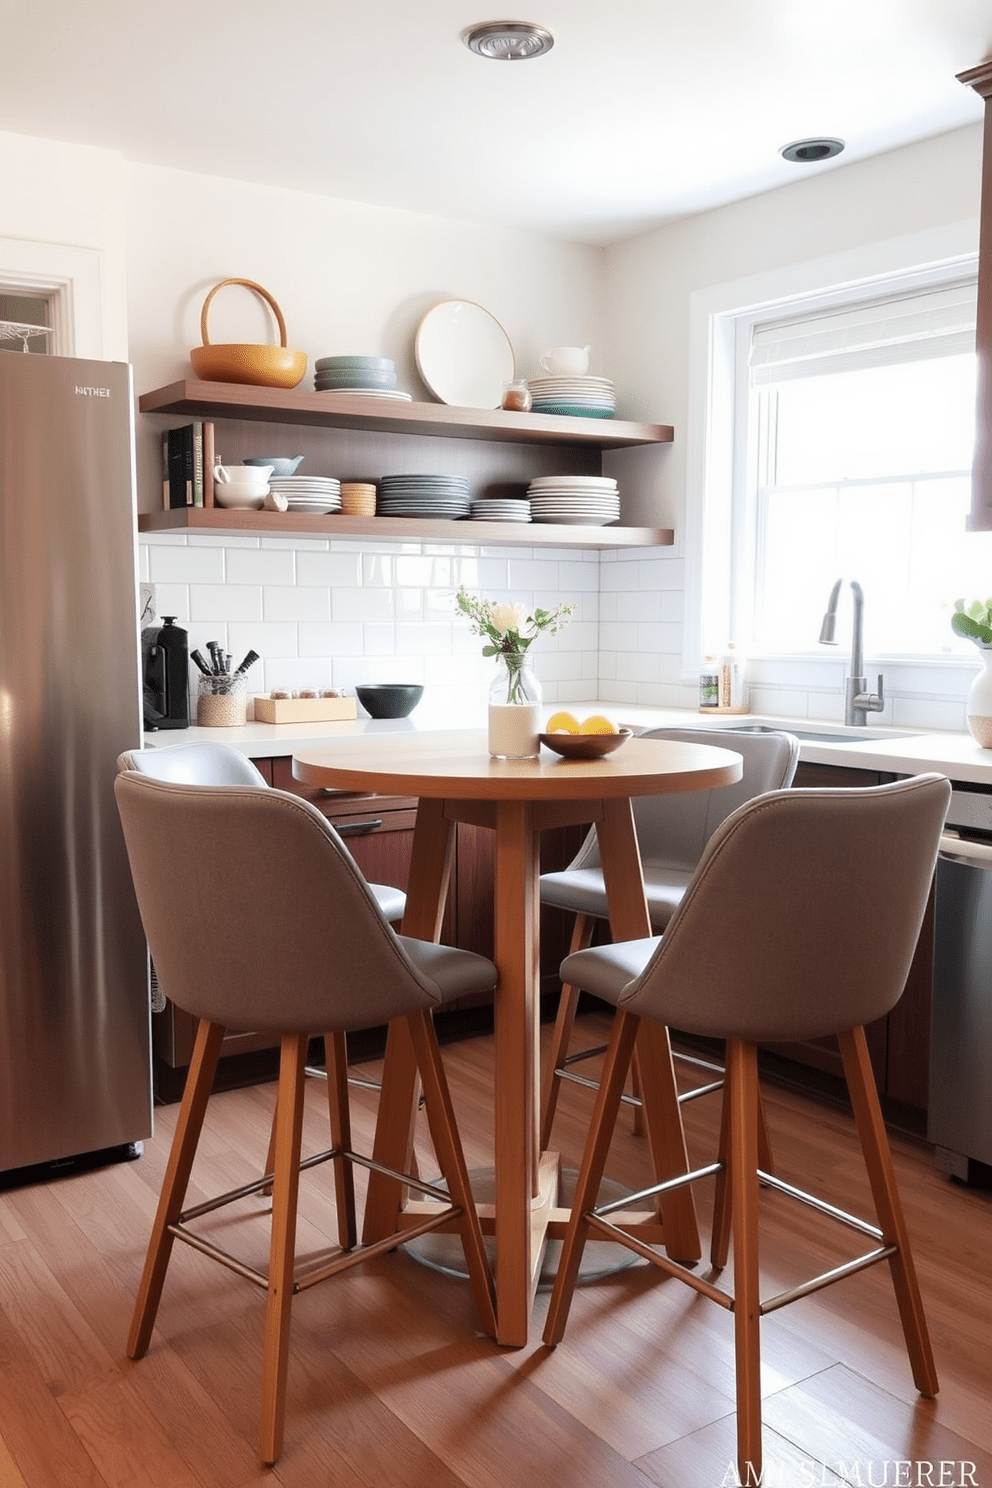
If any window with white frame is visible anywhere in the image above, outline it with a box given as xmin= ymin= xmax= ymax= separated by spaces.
xmin=719 ymin=267 xmax=991 ymax=660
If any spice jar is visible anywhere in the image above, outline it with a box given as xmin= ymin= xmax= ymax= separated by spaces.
xmin=501 ymin=378 xmax=532 ymax=413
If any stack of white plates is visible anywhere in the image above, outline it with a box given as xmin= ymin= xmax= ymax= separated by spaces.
xmin=469 ymin=498 xmax=532 ymax=523
xmin=527 ymin=475 xmax=620 ymax=526
xmin=377 ymin=474 xmax=471 ymax=519
xmin=268 ymin=475 xmax=342 ymax=514
xmin=320 ymin=387 xmax=413 ymax=402
xmin=527 ymin=376 xmax=616 ymax=418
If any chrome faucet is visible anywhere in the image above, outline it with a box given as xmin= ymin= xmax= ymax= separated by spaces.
xmin=819 ymin=579 xmax=885 ymax=727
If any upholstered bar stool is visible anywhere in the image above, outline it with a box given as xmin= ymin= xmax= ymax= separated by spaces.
xmin=543 ymin=773 xmax=949 ymax=1486
xmin=119 ymin=741 xmax=404 ymax=1109
xmin=115 ymin=772 xmax=497 ymax=1465
xmin=538 ymin=727 xmax=799 ymax=1148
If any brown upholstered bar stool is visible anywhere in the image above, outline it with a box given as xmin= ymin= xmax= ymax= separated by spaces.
xmin=543 ymin=773 xmax=949 ymax=1486
xmin=538 ymin=727 xmax=799 ymax=1148
xmin=115 ymin=771 xmax=497 ymax=1466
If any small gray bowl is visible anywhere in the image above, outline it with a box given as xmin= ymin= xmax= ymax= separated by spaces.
xmin=244 ymin=456 xmax=304 ymax=477
xmin=356 ymin=683 xmax=424 ymax=719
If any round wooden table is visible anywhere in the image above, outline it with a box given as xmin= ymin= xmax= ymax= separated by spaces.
xmin=294 ymin=731 xmax=743 ymax=1345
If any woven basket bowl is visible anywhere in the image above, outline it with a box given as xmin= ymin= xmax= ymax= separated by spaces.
xmin=190 ymin=278 xmax=307 ymax=389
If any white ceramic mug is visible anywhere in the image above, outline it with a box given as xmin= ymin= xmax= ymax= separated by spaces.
xmin=540 ymin=346 xmax=591 ymax=377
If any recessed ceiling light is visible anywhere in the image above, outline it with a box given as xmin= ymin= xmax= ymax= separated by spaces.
xmin=780 ymin=138 xmax=845 ymax=164
xmin=462 ymin=20 xmax=555 ymax=61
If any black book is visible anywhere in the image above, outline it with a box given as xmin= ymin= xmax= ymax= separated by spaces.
xmin=167 ymin=425 xmax=195 ymax=508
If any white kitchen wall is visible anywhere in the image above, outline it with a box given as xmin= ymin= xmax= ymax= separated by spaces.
xmin=600 ymin=124 xmax=986 ymax=729
xmin=139 ymin=532 xmax=602 ymax=716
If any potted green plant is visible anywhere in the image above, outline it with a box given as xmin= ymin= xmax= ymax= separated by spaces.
xmin=952 ymin=599 xmax=992 ymax=746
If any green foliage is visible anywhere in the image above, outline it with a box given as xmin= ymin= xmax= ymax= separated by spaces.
xmin=951 ymin=598 xmax=992 ymax=648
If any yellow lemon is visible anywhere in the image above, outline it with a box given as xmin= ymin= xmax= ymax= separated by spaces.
xmin=546 ymin=710 xmax=580 ymax=734
xmin=579 ymin=714 xmax=618 ymax=735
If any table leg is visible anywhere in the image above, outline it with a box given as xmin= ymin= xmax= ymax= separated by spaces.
xmin=596 ymin=798 xmax=701 ymax=1264
xmin=492 ymin=798 xmax=545 ymax=1346
xmin=362 ymin=798 xmax=455 ymax=1244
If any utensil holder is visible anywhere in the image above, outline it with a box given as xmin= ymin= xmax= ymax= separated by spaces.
xmin=197 ymin=673 xmax=248 ymax=727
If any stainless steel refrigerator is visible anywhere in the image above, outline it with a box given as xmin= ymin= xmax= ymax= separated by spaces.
xmin=0 ymin=351 xmax=152 ymax=1177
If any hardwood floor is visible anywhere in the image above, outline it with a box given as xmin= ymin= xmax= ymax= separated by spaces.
xmin=1 ymin=1013 xmax=990 ymax=1487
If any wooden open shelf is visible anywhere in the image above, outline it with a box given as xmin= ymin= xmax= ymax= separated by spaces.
xmin=137 ymin=507 xmax=674 ymax=549
xmin=137 ymin=379 xmax=675 ymax=547
xmin=137 ymin=379 xmax=674 ymax=448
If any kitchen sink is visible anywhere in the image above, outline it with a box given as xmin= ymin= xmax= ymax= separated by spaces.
xmin=710 ymin=723 xmax=922 ymax=744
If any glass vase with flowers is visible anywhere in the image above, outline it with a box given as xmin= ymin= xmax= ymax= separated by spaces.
xmin=456 ymin=587 xmax=576 ymax=758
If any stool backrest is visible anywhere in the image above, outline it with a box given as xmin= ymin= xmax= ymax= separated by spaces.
xmin=621 ymin=773 xmax=950 ymax=1042
xmin=114 ymin=772 xmax=443 ymax=1034
xmin=118 ymin=742 xmax=267 ymax=786
xmin=568 ymin=728 xmax=800 ymax=874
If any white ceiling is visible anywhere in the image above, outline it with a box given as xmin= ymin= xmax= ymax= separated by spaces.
xmin=3 ymin=0 xmax=991 ymax=244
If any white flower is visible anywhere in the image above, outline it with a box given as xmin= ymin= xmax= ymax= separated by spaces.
xmin=489 ymin=601 xmax=528 ymax=636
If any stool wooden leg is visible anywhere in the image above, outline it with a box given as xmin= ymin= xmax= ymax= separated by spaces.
xmin=258 ymin=1033 xmax=307 ymax=1468
xmin=324 ymin=1032 xmax=357 ymax=1252
xmin=406 ymin=1010 xmax=497 ymax=1340
xmin=838 ymin=1025 xmax=939 ymax=1399
xmin=543 ymin=1008 xmax=641 ymax=1347
xmin=127 ymin=1018 xmax=225 ymax=1360
xmin=726 ymin=1038 xmax=763 ymax=1486
xmin=539 ymin=914 xmax=592 ymax=1149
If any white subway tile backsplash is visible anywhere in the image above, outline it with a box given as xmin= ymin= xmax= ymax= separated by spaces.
xmin=263 ymin=586 xmax=331 ymax=623
xmin=191 ymin=585 xmax=263 ymax=622
xmin=148 ymin=544 xmax=225 ymax=584
xmin=332 ymin=586 xmax=395 ymax=623
xmin=225 ymin=548 xmax=296 ymax=586
xmin=138 ymin=535 xmax=979 ymax=732
xmin=296 ymin=550 xmax=363 ymax=587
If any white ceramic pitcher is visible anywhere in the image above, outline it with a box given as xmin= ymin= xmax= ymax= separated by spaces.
xmin=540 ymin=346 xmax=591 ymax=377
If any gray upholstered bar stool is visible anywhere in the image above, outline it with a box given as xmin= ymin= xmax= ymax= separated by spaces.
xmin=538 ymin=727 xmax=799 ymax=1147
xmin=115 ymin=771 xmax=498 ymax=1466
xmin=119 ymin=742 xmax=404 ymax=1104
xmin=543 ymin=773 xmax=949 ymax=1487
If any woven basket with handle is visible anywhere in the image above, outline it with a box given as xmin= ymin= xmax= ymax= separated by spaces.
xmin=189 ymin=278 xmax=307 ymax=388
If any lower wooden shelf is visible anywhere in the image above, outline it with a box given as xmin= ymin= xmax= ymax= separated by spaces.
xmin=137 ymin=508 xmax=674 ymax=549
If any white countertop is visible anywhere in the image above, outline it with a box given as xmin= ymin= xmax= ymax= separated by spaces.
xmin=147 ymin=701 xmax=992 ymax=787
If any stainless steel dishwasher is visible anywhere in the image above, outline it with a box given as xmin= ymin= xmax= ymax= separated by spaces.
xmin=929 ymin=785 xmax=992 ymax=1183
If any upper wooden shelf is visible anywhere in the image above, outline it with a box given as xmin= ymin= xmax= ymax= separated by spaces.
xmin=137 ymin=379 xmax=674 ymax=448
xmin=137 ymin=507 xmax=674 ymax=550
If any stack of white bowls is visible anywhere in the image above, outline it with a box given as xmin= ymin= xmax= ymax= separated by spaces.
xmin=313 ymin=356 xmax=412 ymax=401
xmin=213 ymin=464 xmax=272 ymax=510
xmin=527 ymin=475 xmax=621 ymax=525
xmin=527 ymin=376 xmax=616 ymax=418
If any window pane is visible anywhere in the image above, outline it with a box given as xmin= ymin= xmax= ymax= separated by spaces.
xmin=773 ymin=355 xmax=976 ymax=486
xmin=753 ymin=350 xmax=982 ymax=656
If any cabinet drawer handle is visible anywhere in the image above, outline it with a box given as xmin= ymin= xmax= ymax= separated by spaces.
xmin=334 ymin=818 xmax=383 ymax=837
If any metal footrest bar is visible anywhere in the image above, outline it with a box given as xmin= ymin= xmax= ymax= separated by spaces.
xmin=168 ymin=1144 xmax=464 ymax=1294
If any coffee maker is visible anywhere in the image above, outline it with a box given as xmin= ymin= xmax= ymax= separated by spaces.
xmin=141 ymin=615 xmax=189 ymax=730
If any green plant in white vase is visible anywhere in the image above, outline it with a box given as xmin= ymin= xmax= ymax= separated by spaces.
xmin=952 ymin=599 xmax=992 ymax=747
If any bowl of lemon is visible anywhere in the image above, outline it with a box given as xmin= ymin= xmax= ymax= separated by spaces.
xmin=540 ymin=712 xmax=632 ymax=759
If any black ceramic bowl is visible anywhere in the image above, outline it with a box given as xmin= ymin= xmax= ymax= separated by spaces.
xmin=355 ymin=683 xmax=424 ymax=719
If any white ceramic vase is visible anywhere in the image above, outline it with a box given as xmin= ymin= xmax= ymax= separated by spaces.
xmin=966 ymin=649 xmax=992 ymax=747
xmin=488 ymin=656 xmax=542 ymax=759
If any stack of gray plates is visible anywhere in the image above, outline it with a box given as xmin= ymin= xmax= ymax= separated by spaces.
xmin=527 ymin=375 xmax=616 ymax=418
xmin=527 ymin=474 xmax=620 ymax=525
xmin=268 ymin=475 xmax=342 ymax=514
xmin=314 ymin=356 xmax=412 ymax=401
xmin=469 ymin=498 xmax=531 ymax=523
xmin=378 ymin=474 xmax=471 ymax=518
